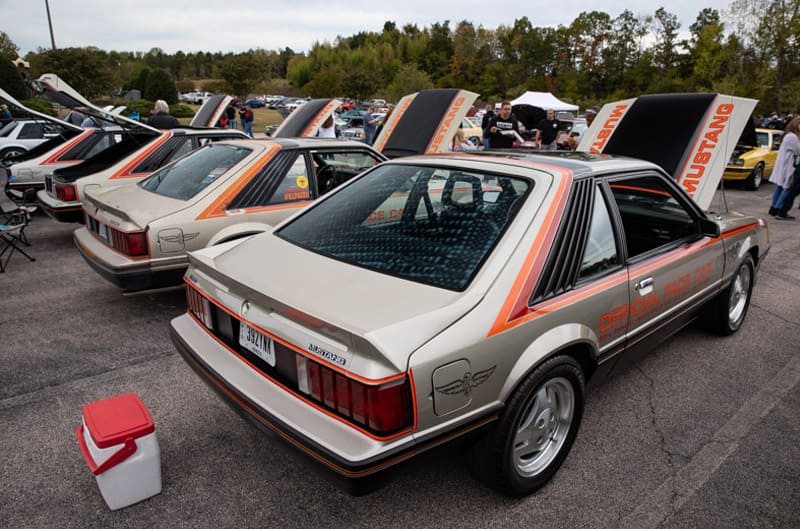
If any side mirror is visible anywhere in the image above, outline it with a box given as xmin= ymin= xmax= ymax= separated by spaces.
xmin=699 ymin=217 xmax=720 ymax=238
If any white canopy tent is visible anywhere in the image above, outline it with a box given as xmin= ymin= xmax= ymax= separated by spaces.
xmin=509 ymin=92 xmax=578 ymax=112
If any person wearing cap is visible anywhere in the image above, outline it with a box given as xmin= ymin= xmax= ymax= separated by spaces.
xmin=0 ymin=104 xmax=12 ymax=126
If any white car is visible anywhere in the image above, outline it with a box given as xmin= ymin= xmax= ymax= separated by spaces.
xmin=0 ymin=119 xmax=69 ymax=161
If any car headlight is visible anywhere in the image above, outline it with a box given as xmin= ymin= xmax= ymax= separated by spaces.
xmin=14 ymin=168 xmax=33 ymax=177
xmin=729 ymin=158 xmax=744 ymax=166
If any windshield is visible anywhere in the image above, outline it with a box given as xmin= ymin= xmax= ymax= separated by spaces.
xmin=277 ymin=163 xmax=532 ymax=291
xmin=139 ymin=143 xmax=252 ymax=200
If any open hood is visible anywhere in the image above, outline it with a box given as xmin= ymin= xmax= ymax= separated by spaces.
xmin=512 ymin=104 xmax=546 ymax=131
xmin=0 ymin=87 xmax=83 ymax=132
xmin=271 ymin=98 xmax=341 ymax=138
xmin=736 ymin=115 xmax=759 ymax=148
xmin=31 ymin=73 xmax=161 ymax=134
xmin=577 ymin=93 xmax=758 ymax=210
xmin=373 ymin=88 xmax=479 ymax=158
xmin=189 ymin=94 xmax=233 ymax=128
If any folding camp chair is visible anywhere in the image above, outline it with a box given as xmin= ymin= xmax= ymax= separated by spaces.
xmin=0 ymin=171 xmax=36 ymax=271
xmin=0 ymin=210 xmax=35 ymax=272
xmin=0 ymin=168 xmax=37 ymax=246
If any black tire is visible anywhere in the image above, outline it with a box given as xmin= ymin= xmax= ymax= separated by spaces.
xmin=745 ymin=163 xmax=763 ymax=190
xmin=1 ymin=147 xmax=26 ymax=161
xmin=472 ymin=355 xmax=585 ymax=497
xmin=469 ymin=136 xmax=481 ymax=147
xmin=706 ymin=255 xmax=755 ymax=335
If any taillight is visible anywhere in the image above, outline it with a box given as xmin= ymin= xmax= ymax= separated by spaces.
xmin=55 ymin=182 xmax=77 ymax=202
xmin=186 ymin=285 xmax=213 ymax=328
xmin=123 ymin=232 xmax=148 ymax=256
xmin=295 ymin=355 xmax=412 ymax=435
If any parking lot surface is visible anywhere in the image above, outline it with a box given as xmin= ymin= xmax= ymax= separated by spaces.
xmin=1 ymin=183 xmax=798 ymax=529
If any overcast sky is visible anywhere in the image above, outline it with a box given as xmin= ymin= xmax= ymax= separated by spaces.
xmin=3 ymin=0 xmax=735 ymax=56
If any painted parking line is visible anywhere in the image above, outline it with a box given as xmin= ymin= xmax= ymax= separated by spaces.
xmin=617 ymin=352 xmax=800 ymax=529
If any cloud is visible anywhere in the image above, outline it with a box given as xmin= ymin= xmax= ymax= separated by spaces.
xmin=2 ymin=0 xmax=733 ymax=55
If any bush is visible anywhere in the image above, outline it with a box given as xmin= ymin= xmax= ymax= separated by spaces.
xmin=170 ymin=103 xmax=195 ymax=118
xmin=19 ymin=97 xmax=57 ymax=116
xmin=122 ymin=99 xmax=155 ymax=118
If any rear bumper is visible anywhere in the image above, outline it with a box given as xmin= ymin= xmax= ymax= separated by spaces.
xmin=36 ymin=189 xmax=84 ymax=223
xmin=169 ymin=313 xmax=497 ymax=492
xmin=74 ymin=227 xmax=185 ymax=291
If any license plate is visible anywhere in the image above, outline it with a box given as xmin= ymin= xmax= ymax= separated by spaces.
xmin=239 ymin=322 xmax=275 ymax=366
xmin=97 ymin=222 xmax=109 ymax=242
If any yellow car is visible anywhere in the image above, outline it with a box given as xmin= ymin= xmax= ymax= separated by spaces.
xmin=724 ymin=128 xmax=782 ymax=190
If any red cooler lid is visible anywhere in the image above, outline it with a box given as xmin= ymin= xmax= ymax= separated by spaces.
xmin=82 ymin=393 xmax=155 ymax=448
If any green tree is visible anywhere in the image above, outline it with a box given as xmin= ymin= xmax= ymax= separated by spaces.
xmin=421 ymin=21 xmax=454 ymax=83
xmin=127 ymin=66 xmax=151 ymax=92
xmin=144 ymin=68 xmax=178 ymax=104
xmin=27 ymin=47 xmax=115 ymax=98
xmin=0 ymin=31 xmax=20 ymax=61
xmin=730 ymin=0 xmax=800 ymax=110
xmin=652 ymin=7 xmax=681 ymax=71
xmin=385 ymin=64 xmax=433 ymax=101
xmin=687 ymin=8 xmax=724 ymax=90
xmin=218 ymin=54 xmax=266 ymax=97
xmin=0 ymin=55 xmax=26 ymax=99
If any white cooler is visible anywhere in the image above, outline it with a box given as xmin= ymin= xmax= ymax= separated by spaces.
xmin=76 ymin=393 xmax=162 ymax=510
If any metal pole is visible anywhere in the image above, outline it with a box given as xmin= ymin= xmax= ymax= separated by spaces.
xmin=45 ymin=0 xmax=56 ymax=50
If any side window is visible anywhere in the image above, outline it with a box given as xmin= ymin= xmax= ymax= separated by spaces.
xmin=19 ymin=123 xmax=45 ymax=139
xmin=609 ymin=175 xmax=697 ymax=258
xmin=83 ymin=134 xmax=116 ymax=158
xmin=313 ymin=150 xmax=382 ymax=195
xmin=168 ymin=137 xmax=196 ymax=161
xmin=267 ymin=154 xmax=312 ymax=204
xmin=579 ymin=186 xmax=619 ymax=279
xmin=133 ymin=137 xmax=196 ymax=174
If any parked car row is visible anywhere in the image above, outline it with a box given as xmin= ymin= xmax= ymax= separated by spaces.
xmin=4 ymin=81 xmax=768 ymax=498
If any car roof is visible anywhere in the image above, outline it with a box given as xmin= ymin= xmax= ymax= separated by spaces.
xmin=383 ymin=150 xmax=662 ymax=180
xmin=218 ymin=137 xmax=378 ymax=150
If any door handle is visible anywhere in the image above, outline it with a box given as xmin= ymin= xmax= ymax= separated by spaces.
xmin=635 ymin=277 xmax=654 ymax=294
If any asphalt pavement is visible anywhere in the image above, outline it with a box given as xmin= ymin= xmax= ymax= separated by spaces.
xmin=1 ymin=182 xmax=798 ymax=529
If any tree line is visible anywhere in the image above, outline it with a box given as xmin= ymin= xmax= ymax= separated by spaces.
xmin=1 ymin=1 xmax=799 ymax=113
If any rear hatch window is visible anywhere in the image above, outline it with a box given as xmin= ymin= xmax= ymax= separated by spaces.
xmin=139 ymin=143 xmax=251 ymax=200
xmin=277 ymin=163 xmax=531 ymax=291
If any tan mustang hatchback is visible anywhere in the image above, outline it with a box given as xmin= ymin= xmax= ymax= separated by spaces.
xmin=169 ymin=94 xmax=769 ymax=495
xmin=75 ymin=89 xmax=480 ymax=291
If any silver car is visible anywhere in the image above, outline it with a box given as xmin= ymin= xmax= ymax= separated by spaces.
xmin=168 ymin=94 xmax=768 ymax=495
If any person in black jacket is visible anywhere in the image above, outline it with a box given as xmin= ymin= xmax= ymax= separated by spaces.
xmin=148 ymin=100 xmax=180 ymax=129
xmin=487 ymin=101 xmax=520 ymax=149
